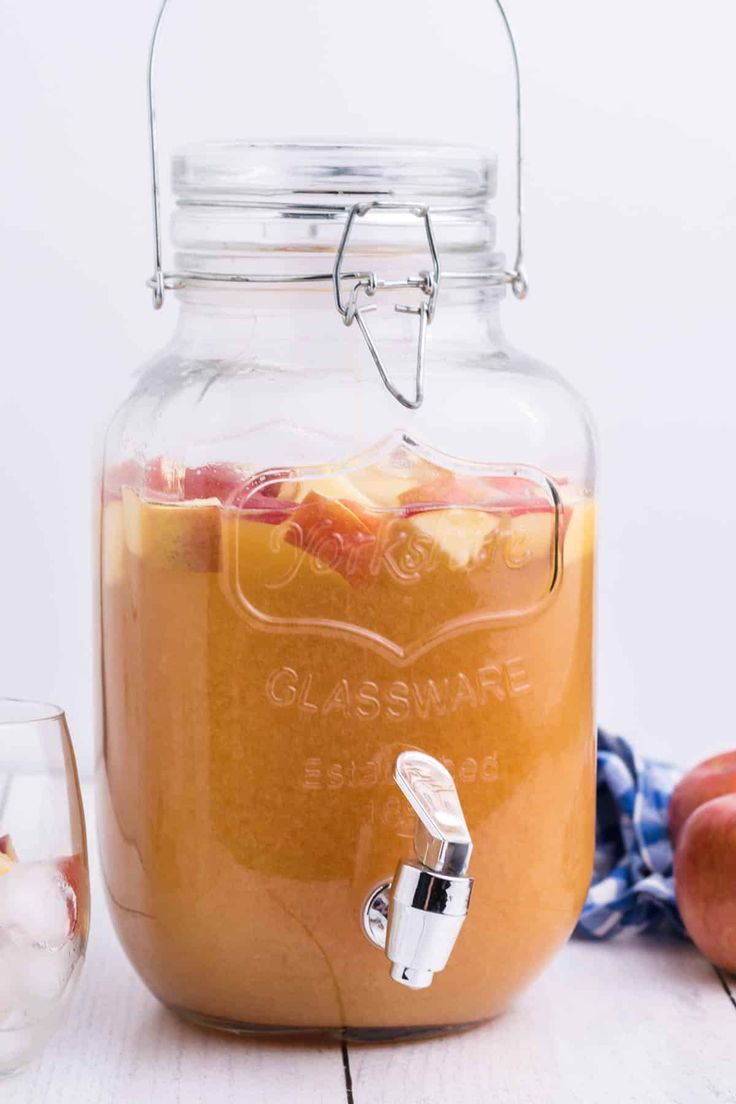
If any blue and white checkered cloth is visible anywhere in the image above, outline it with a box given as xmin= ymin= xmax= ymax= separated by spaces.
xmin=574 ymin=730 xmax=686 ymax=939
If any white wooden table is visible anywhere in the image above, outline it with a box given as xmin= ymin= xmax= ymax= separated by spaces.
xmin=4 ymin=780 xmax=735 ymax=1104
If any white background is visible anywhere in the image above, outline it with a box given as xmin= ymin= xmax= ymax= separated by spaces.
xmin=0 ymin=0 xmax=734 ymax=776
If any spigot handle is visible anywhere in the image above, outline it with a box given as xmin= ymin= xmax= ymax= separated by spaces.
xmin=363 ymin=750 xmax=474 ymax=990
xmin=394 ymin=750 xmax=472 ymax=877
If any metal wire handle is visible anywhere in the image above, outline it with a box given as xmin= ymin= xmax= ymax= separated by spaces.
xmin=146 ymin=0 xmax=528 ymax=311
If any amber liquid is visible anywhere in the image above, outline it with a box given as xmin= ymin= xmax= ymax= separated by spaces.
xmin=99 ymin=455 xmax=595 ymax=1035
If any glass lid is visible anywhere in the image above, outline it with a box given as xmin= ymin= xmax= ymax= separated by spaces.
xmin=172 ymin=140 xmax=498 ymax=207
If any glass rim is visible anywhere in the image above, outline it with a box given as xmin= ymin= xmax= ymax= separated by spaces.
xmin=0 ymin=698 xmax=65 ymax=726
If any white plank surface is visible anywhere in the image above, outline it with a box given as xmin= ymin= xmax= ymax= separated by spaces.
xmin=2 ymin=778 xmax=735 ymax=1104
xmin=349 ymin=939 xmax=736 ymax=1104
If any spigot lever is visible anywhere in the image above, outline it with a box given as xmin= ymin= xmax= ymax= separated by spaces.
xmin=394 ymin=751 xmax=472 ymax=877
xmin=363 ymin=750 xmax=474 ymax=991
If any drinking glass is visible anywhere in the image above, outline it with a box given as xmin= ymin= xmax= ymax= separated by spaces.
xmin=0 ymin=700 xmax=89 ymax=1076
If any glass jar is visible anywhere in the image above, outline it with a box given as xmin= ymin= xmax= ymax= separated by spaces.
xmin=98 ymin=141 xmax=596 ymax=1040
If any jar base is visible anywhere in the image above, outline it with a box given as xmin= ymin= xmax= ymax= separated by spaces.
xmin=169 ymin=1003 xmax=485 ymax=1043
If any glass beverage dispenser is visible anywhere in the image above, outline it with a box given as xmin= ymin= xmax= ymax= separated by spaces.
xmin=99 ymin=0 xmax=596 ymax=1040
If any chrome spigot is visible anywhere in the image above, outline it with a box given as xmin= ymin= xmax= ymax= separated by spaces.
xmin=362 ymin=750 xmax=474 ymax=990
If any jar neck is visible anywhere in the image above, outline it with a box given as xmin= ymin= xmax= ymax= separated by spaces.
xmin=170 ymin=285 xmax=506 ymax=359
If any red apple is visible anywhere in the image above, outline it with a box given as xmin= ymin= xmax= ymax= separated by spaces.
xmin=485 ymin=475 xmax=553 ymax=514
xmin=232 ymin=471 xmax=299 ymax=524
xmin=0 ymin=834 xmax=18 ymax=862
xmin=144 ymin=457 xmax=182 ymax=498
xmin=58 ymin=853 xmax=89 ymax=938
xmin=236 ymin=468 xmax=298 ymax=501
xmin=235 ymin=491 xmax=298 ymax=525
xmin=400 ymin=471 xmax=565 ymax=519
xmin=399 ymin=472 xmax=489 ymax=513
xmin=109 ymin=459 xmax=300 ymax=507
xmin=285 ymin=491 xmax=380 ymax=584
xmin=674 ymin=794 xmax=736 ymax=972
xmin=103 ymin=460 xmax=142 ymax=504
xmin=183 ymin=463 xmax=244 ymax=502
xmin=399 ymin=471 xmax=572 ymax=550
xmin=104 ymin=457 xmax=177 ymax=503
xmin=669 ymin=751 xmax=736 ymax=845
xmin=483 ymin=476 xmax=573 ymax=532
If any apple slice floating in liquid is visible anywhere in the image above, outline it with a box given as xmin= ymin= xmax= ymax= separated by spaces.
xmin=284 ymin=491 xmax=381 ymax=584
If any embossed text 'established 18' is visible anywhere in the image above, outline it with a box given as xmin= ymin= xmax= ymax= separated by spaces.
xmin=265 ymin=659 xmax=531 ymax=722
